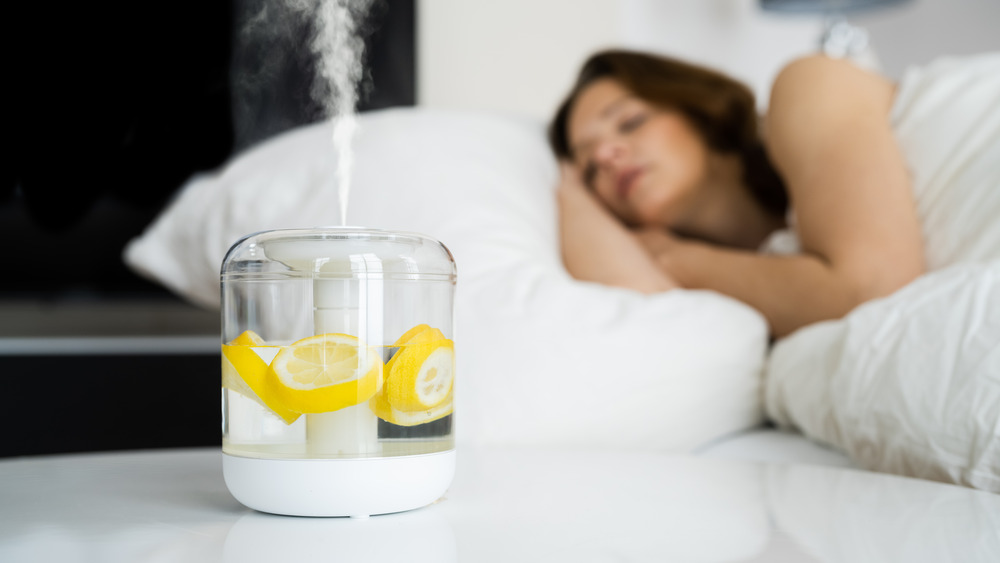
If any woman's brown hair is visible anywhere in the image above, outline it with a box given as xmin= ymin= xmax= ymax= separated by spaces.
xmin=549 ymin=49 xmax=788 ymax=218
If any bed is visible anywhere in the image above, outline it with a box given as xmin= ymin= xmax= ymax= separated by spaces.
xmin=123 ymin=105 xmax=999 ymax=490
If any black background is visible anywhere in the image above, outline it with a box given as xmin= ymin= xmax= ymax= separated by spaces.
xmin=2 ymin=0 xmax=415 ymax=298
xmin=1 ymin=0 xmax=415 ymax=457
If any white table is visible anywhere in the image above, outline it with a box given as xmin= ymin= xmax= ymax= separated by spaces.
xmin=1 ymin=447 xmax=998 ymax=562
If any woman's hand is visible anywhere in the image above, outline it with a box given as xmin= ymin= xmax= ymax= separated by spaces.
xmin=634 ymin=227 xmax=680 ymax=258
xmin=633 ymin=228 xmax=685 ymax=283
xmin=555 ymin=160 xmax=679 ymax=293
xmin=556 ymin=161 xmax=597 ymax=205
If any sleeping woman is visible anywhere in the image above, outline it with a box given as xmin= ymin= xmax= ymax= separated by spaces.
xmin=549 ymin=49 xmax=998 ymax=338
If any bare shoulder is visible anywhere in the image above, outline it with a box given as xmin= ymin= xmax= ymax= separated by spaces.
xmin=768 ymin=54 xmax=894 ymax=109
xmin=765 ymin=55 xmax=896 ymax=174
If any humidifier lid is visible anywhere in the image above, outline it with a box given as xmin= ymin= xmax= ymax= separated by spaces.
xmin=221 ymin=227 xmax=456 ymax=281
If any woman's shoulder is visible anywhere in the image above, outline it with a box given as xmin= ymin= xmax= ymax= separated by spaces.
xmin=774 ymin=53 xmax=867 ymax=78
xmin=768 ymin=55 xmax=895 ymax=115
xmin=767 ymin=54 xmax=895 ymax=116
xmin=764 ymin=55 xmax=896 ymax=163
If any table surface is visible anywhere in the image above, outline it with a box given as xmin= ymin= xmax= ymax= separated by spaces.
xmin=1 ymin=447 xmax=998 ymax=562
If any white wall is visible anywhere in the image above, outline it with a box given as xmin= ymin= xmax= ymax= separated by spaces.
xmin=417 ymin=0 xmax=623 ymax=120
xmin=619 ymin=0 xmax=820 ymax=108
xmin=853 ymin=0 xmax=1000 ymax=77
xmin=417 ymin=0 xmax=1000 ymax=120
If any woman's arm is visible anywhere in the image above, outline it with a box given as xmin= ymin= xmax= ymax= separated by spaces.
xmin=642 ymin=56 xmax=925 ymax=337
xmin=557 ymin=162 xmax=679 ymax=293
xmin=638 ymin=230 xmax=865 ymax=337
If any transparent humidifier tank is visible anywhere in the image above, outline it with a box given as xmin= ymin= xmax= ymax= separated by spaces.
xmin=220 ymin=227 xmax=457 ymax=517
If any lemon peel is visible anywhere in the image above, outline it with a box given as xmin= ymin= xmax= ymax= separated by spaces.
xmin=393 ymin=323 xmax=432 ymax=347
xmin=222 ymin=330 xmax=300 ymax=425
xmin=372 ymin=390 xmax=454 ymax=427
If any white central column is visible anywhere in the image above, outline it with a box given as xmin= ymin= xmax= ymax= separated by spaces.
xmin=308 ymin=270 xmax=382 ymax=457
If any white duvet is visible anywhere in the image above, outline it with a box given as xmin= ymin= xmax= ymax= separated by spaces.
xmin=765 ymin=53 xmax=1000 ymax=491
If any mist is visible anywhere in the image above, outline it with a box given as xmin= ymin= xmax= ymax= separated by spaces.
xmin=308 ymin=0 xmax=376 ymax=225
xmin=233 ymin=0 xmax=378 ymax=224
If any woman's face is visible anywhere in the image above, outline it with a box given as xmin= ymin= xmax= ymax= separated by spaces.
xmin=567 ymin=78 xmax=710 ymax=228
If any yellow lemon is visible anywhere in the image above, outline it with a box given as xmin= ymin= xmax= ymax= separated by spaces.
xmin=387 ymin=338 xmax=455 ymax=411
xmin=371 ymin=324 xmax=455 ymax=425
xmin=383 ymin=324 xmax=444 ymax=381
xmin=393 ymin=323 xmax=432 ymax=347
xmin=222 ymin=330 xmax=300 ymax=425
xmin=265 ymin=333 xmax=383 ymax=414
xmin=371 ymin=389 xmax=454 ymax=427
xmin=231 ymin=329 xmax=267 ymax=347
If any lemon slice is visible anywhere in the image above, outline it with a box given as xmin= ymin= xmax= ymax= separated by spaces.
xmin=222 ymin=330 xmax=300 ymax=425
xmin=372 ymin=390 xmax=454 ymax=427
xmin=387 ymin=339 xmax=455 ymax=411
xmin=393 ymin=323 xmax=432 ymax=347
xmin=371 ymin=324 xmax=455 ymax=425
xmin=383 ymin=325 xmax=443 ymax=384
xmin=265 ymin=333 xmax=383 ymax=414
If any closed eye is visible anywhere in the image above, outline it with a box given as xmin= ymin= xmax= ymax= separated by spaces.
xmin=620 ymin=113 xmax=647 ymax=133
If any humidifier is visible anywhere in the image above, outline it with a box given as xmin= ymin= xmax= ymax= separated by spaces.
xmin=220 ymin=227 xmax=456 ymax=517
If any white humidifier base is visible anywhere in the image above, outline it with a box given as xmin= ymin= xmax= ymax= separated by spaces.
xmin=223 ymin=449 xmax=456 ymax=518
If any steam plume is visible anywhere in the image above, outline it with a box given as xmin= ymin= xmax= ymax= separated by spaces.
xmin=236 ymin=0 xmax=376 ymax=225
xmin=306 ymin=0 xmax=375 ymax=226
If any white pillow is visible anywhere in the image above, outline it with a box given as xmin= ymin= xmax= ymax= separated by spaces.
xmin=766 ymin=260 xmax=1000 ymax=492
xmin=124 ymin=107 xmax=769 ymax=450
